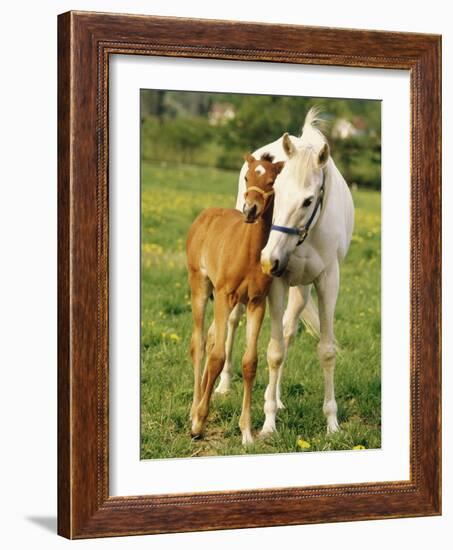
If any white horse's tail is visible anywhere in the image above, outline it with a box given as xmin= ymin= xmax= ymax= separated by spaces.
xmin=300 ymin=293 xmax=320 ymax=339
xmin=300 ymin=293 xmax=341 ymax=352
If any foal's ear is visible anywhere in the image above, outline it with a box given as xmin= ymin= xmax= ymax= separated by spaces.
xmin=244 ymin=153 xmax=255 ymax=165
xmin=282 ymin=133 xmax=296 ymax=158
xmin=273 ymin=161 xmax=285 ymax=176
xmin=318 ymin=143 xmax=330 ymax=167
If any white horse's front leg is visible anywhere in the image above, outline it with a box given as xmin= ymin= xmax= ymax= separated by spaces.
xmin=314 ymin=262 xmax=340 ymax=434
xmin=215 ymin=303 xmax=244 ymax=394
xmin=261 ymin=278 xmax=288 ymax=436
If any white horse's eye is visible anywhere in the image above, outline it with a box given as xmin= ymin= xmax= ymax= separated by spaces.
xmin=302 ymin=197 xmax=313 ymax=208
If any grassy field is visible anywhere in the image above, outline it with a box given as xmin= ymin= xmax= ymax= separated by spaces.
xmin=140 ymin=160 xmax=381 ymax=459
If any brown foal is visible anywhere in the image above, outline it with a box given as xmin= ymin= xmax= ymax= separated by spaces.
xmin=186 ymin=153 xmax=284 ymax=445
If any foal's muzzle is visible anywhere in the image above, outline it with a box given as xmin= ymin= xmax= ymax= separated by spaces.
xmin=243 ymin=203 xmax=258 ymax=223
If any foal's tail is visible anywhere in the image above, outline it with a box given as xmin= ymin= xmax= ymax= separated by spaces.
xmin=300 ymin=292 xmax=341 ymax=352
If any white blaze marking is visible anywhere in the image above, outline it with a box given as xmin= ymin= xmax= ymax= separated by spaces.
xmin=255 ymin=165 xmax=266 ymax=175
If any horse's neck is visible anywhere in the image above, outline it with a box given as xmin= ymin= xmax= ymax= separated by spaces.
xmin=312 ymin=159 xmax=354 ymax=258
xmin=305 ymin=161 xmax=339 ymax=243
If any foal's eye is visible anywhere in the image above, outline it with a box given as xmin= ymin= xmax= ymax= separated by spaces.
xmin=245 ymin=176 xmax=248 ymax=183
xmin=302 ymin=198 xmax=313 ymax=208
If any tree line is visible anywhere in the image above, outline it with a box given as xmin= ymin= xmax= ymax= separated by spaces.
xmin=141 ymin=90 xmax=381 ymax=189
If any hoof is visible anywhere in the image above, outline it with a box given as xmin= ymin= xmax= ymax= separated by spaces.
xmin=259 ymin=425 xmax=277 ymax=439
xmin=241 ymin=432 xmax=254 ymax=446
xmin=191 ymin=417 xmax=205 ymax=438
xmin=214 ymin=387 xmax=230 ymax=396
xmin=326 ymin=419 xmax=340 ymax=434
xmin=214 ymin=382 xmax=231 ymax=395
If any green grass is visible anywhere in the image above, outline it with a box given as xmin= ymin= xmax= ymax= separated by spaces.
xmin=140 ymin=160 xmax=381 ymax=459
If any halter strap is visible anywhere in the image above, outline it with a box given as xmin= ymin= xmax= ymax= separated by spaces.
xmin=243 ymin=186 xmax=275 ymax=217
xmin=244 ymin=186 xmax=275 ymax=199
xmin=270 ymin=170 xmax=325 ymax=246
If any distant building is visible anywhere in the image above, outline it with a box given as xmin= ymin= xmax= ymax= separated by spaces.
xmin=209 ymin=103 xmax=235 ymax=126
xmin=332 ymin=118 xmax=359 ymax=140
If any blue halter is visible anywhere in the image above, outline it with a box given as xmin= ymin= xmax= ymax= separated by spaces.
xmin=271 ymin=172 xmax=325 ymax=246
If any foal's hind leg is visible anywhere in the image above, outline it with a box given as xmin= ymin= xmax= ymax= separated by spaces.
xmin=314 ymin=262 xmax=340 ymax=434
xmin=188 ymin=269 xmax=212 ymax=421
xmin=192 ymin=291 xmax=232 ymax=437
xmin=205 ymin=320 xmax=216 ymax=356
xmin=215 ymin=303 xmax=245 ymax=395
xmin=239 ymin=300 xmax=265 ymax=445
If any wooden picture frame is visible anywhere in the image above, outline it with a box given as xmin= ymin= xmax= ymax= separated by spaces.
xmin=58 ymin=10 xmax=441 ymax=539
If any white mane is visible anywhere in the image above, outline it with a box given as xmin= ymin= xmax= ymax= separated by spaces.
xmin=280 ymin=107 xmax=328 ymax=189
xmin=299 ymin=106 xmax=328 ymax=152
xmin=281 ymin=147 xmax=317 ymax=188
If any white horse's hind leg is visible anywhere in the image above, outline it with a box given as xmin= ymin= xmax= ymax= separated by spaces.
xmin=215 ymin=303 xmax=244 ymax=394
xmin=314 ymin=262 xmax=340 ymax=434
xmin=261 ymin=278 xmax=288 ymax=436
xmin=283 ymin=285 xmax=310 ymax=348
xmin=279 ymin=285 xmax=310 ymax=409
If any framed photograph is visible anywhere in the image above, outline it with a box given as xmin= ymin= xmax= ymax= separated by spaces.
xmin=58 ymin=11 xmax=441 ymax=539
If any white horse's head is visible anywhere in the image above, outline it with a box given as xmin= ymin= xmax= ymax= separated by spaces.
xmin=261 ymin=109 xmax=329 ymax=277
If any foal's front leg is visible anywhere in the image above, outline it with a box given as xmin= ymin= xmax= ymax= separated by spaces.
xmin=314 ymin=262 xmax=340 ymax=433
xmin=239 ymin=300 xmax=265 ymax=445
xmin=261 ymin=278 xmax=288 ymax=436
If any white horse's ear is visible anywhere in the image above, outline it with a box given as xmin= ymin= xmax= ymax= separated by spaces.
xmin=318 ymin=143 xmax=330 ymax=167
xmin=282 ymin=133 xmax=296 ymax=158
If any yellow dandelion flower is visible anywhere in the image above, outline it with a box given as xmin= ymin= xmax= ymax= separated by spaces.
xmin=353 ymin=445 xmax=366 ymax=450
xmin=169 ymin=333 xmax=180 ymax=342
xmin=297 ymin=438 xmax=311 ymax=450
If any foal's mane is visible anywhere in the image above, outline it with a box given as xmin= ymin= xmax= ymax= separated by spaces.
xmin=260 ymin=152 xmax=275 ymax=163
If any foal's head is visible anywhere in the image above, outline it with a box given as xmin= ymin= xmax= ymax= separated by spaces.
xmin=243 ymin=153 xmax=285 ymax=223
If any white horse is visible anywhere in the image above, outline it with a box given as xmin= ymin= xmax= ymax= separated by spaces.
xmin=215 ymin=107 xmax=354 ymax=437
